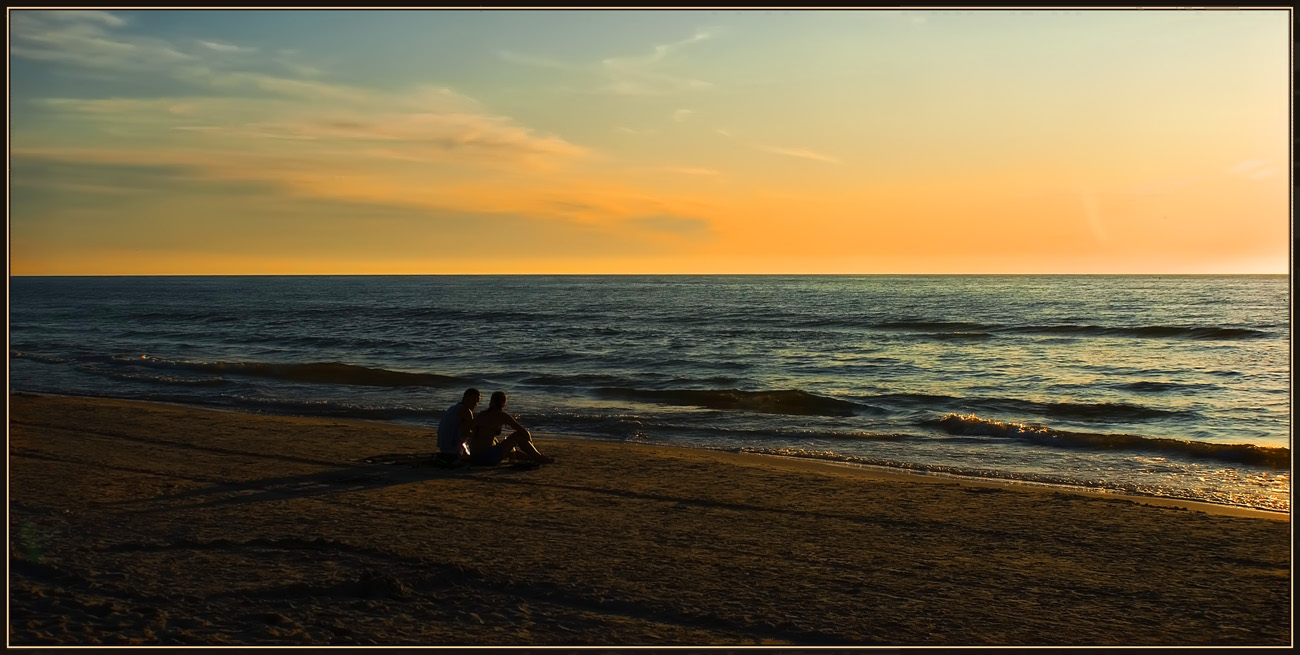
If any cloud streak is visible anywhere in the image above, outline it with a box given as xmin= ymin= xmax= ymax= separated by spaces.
xmin=666 ymin=166 xmax=721 ymax=176
xmin=10 ymin=10 xmax=195 ymax=70
xmin=12 ymin=9 xmax=592 ymax=173
xmin=8 ymin=10 xmax=645 ymax=228
xmin=12 ymin=10 xmax=318 ymax=87
xmin=1227 ymin=160 xmax=1278 ymax=180
xmin=499 ymin=28 xmax=717 ymax=96
xmin=757 ymin=145 xmax=843 ymax=164
xmin=34 ymin=85 xmax=591 ymax=172
xmin=14 ymin=31 xmax=712 ymax=233
xmin=34 ymin=9 xmax=128 ymax=27
xmin=628 ymin=214 xmax=711 ymax=236
xmin=199 ymin=39 xmax=256 ymax=53
xmin=713 ymin=128 xmax=841 ymax=165
xmin=497 ymin=49 xmax=569 ymax=69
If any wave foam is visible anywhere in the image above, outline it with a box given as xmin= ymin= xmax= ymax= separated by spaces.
xmin=871 ymin=321 xmax=1267 ymax=341
xmin=122 ymin=356 xmax=469 ymax=388
xmin=11 ymin=350 xmax=73 ymax=364
xmin=593 ymin=387 xmax=870 ymax=417
xmin=928 ymin=414 xmax=1289 ymax=468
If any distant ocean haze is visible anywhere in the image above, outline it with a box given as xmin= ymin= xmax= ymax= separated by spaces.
xmin=8 ymin=274 xmax=1290 ymax=511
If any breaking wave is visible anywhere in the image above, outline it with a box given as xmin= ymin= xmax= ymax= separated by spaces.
xmin=592 ymin=387 xmax=873 ymax=417
xmin=1118 ymin=381 xmax=1221 ymax=393
xmin=870 ymin=321 xmax=1266 ymax=340
xmin=10 ymin=350 xmax=71 ymax=364
xmin=926 ymin=414 xmax=1289 ymax=468
xmin=120 ymin=356 xmax=470 ymax=388
xmin=75 ymin=364 xmax=231 ymax=387
xmin=1003 ymin=325 xmax=1268 ymax=340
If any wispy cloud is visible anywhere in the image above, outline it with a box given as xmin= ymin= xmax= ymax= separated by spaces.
xmin=11 ymin=10 xmax=725 ymax=236
xmin=666 ymin=166 xmax=721 ymax=176
xmin=10 ymin=10 xmax=194 ymax=70
xmin=36 ymin=9 xmax=128 ymax=27
xmin=714 ymin=129 xmax=840 ymax=165
xmin=598 ymin=30 xmax=714 ymax=96
xmin=199 ymin=39 xmax=255 ymax=54
xmin=191 ymin=70 xmax=377 ymax=103
xmin=12 ymin=10 xmax=305 ymax=85
xmin=712 ymin=126 xmax=842 ymax=163
xmin=1226 ymin=160 xmax=1278 ymax=179
xmin=17 ymin=110 xmax=684 ymax=234
xmin=642 ymin=29 xmax=712 ymax=64
xmin=672 ymin=109 xmax=694 ymax=123
xmin=13 ymin=141 xmax=709 ymax=232
xmin=499 ymin=29 xmax=717 ymax=96
xmin=757 ymin=145 xmax=842 ymax=164
xmin=497 ymin=49 xmax=569 ymax=69
xmin=13 ymin=8 xmax=591 ymax=172
xmin=34 ymin=84 xmax=590 ymax=171
xmin=875 ymin=9 xmax=933 ymax=25
xmin=628 ymin=214 xmax=711 ymax=236
xmin=11 ymin=10 xmax=606 ymax=223
xmin=8 ymin=10 xmax=200 ymax=69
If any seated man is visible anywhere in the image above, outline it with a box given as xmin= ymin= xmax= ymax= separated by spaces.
xmin=467 ymin=391 xmax=554 ymax=466
xmin=433 ymin=388 xmax=479 ymax=468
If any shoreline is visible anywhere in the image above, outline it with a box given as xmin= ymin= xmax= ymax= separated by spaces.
xmin=697 ymin=449 xmax=1291 ymax=521
xmin=13 ymin=390 xmax=1290 ymax=521
xmin=9 ymin=392 xmax=1292 ymax=646
xmin=545 ymin=434 xmax=1292 ymax=522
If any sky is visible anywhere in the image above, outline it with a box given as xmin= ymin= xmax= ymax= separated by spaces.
xmin=7 ymin=8 xmax=1292 ymax=274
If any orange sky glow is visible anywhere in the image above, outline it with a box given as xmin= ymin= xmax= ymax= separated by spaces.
xmin=8 ymin=8 xmax=1291 ymax=275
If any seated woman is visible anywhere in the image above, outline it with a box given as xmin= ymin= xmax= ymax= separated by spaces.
xmin=467 ymin=391 xmax=555 ymax=466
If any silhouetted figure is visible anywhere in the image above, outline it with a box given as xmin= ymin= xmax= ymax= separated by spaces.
xmin=467 ymin=391 xmax=554 ymax=466
xmin=434 ymin=388 xmax=479 ymax=467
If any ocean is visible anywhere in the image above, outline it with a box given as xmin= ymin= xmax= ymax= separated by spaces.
xmin=8 ymin=275 xmax=1291 ymax=512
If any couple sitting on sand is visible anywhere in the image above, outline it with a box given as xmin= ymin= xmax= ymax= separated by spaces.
xmin=433 ymin=388 xmax=554 ymax=468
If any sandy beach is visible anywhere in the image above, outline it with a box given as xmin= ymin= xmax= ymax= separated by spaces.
xmin=7 ymin=392 xmax=1291 ymax=647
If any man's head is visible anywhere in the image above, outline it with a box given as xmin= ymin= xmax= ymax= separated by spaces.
xmin=462 ymin=388 xmax=481 ymax=407
xmin=489 ymin=391 xmax=507 ymax=411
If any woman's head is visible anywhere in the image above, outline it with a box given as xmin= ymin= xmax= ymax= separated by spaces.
xmin=489 ymin=391 xmax=508 ymax=410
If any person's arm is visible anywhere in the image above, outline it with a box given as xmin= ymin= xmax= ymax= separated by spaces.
xmin=503 ymin=413 xmax=530 ymax=438
xmin=458 ymin=407 xmax=475 ymax=447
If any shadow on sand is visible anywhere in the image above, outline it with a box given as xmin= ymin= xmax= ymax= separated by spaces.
xmin=107 ymin=452 xmax=539 ymax=515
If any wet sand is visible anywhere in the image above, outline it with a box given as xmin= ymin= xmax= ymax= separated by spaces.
xmin=8 ymin=392 xmax=1291 ymax=646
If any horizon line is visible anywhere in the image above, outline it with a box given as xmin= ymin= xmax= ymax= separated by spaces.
xmin=7 ymin=272 xmax=1291 ymax=277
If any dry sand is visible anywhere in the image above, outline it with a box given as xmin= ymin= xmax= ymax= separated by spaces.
xmin=7 ymin=392 xmax=1291 ymax=646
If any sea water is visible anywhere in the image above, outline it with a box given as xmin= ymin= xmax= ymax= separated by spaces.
xmin=8 ymin=275 xmax=1291 ymax=511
